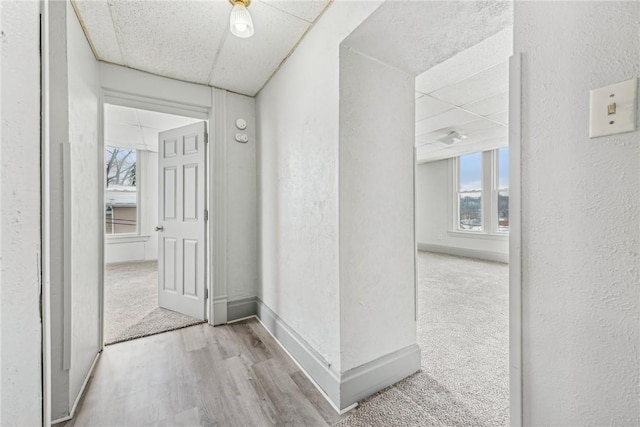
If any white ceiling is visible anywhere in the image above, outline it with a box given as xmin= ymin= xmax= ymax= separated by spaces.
xmin=104 ymin=104 xmax=201 ymax=152
xmin=415 ymin=27 xmax=513 ymax=163
xmin=343 ymin=1 xmax=512 ymax=76
xmin=72 ymin=0 xmax=331 ymax=96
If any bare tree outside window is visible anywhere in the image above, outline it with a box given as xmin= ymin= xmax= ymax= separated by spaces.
xmin=105 ymin=147 xmax=138 ymax=234
xmin=106 ymin=147 xmax=137 ymax=187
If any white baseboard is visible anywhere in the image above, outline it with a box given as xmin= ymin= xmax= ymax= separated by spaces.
xmin=227 ymin=297 xmax=258 ymax=322
xmin=255 ymin=298 xmax=421 ymax=411
xmin=51 ymin=351 xmax=101 ymax=425
xmin=340 ymin=343 xmax=421 ymax=408
xmin=418 ymin=243 xmax=509 ymax=263
xmin=255 ymin=299 xmax=341 ymax=406
xmin=212 ymin=296 xmax=227 ymax=326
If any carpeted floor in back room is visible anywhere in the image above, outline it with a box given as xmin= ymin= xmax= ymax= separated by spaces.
xmin=104 ymin=261 xmax=203 ymax=345
xmin=334 ymin=251 xmax=509 ymax=427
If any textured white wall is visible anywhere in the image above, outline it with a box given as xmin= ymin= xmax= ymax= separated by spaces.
xmin=67 ymin=3 xmax=102 ymax=407
xmin=256 ymin=0 xmax=383 ymax=373
xmin=338 ymin=46 xmax=417 ymax=370
xmin=225 ymin=93 xmax=258 ymax=301
xmin=416 ymin=160 xmax=508 ymax=258
xmin=0 ymin=1 xmax=43 ymax=425
xmin=515 ymin=2 xmax=639 ymax=424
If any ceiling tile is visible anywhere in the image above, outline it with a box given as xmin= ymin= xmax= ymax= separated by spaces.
xmin=415 ymin=26 xmax=512 ymax=95
xmin=73 ymin=0 xmax=123 ymax=64
xmin=105 ymin=122 xmax=144 ymax=147
xmin=415 ymin=108 xmax=478 ymax=137
xmin=429 ymin=61 xmax=509 ymax=106
xmin=259 ymin=0 xmax=329 ymax=23
xmin=107 ymin=0 xmax=229 ymax=85
xmin=136 ymin=108 xmax=201 ymax=131
xmin=104 ymin=104 xmax=138 ymax=126
xmin=210 ymin=1 xmax=310 ymax=96
xmin=462 ymin=91 xmax=509 ymax=116
xmin=456 ymin=118 xmax=504 ymax=133
xmin=415 ymin=95 xmax=454 ymax=122
xmin=486 ymin=111 xmax=509 ymax=125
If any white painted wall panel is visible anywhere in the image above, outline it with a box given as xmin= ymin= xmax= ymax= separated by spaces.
xmin=0 ymin=2 xmax=43 ymax=425
xmin=256 ymin=0 xmax=383 ymax=373
xmin=338 ymin=46 xmax=417 ymax=371
xmin=515 ymin=2 xmax=639 ymax=424
xmin=415 ymin=160 xmax=508 ymax=259
xmin=67 ymin=2 xmax=102 ymax=410
xmin=225 ymin=93 xmax=258 ymax=301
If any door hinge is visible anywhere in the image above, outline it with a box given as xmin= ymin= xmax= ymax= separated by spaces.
xmin=204 ymin=288 xmax=209 ymax=299
xmin=204 ymin=209 xmax=209 ymax=221
xmin=204 ymin=132 xmax=209 ymax=144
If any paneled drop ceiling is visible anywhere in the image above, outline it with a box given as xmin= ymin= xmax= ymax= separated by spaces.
xmin=104 ymin=104 xmax=201 ymax=151
xmin=72 ymin=0 xmax=330 ymax=96
xmin=415 ymin=27 xmax=513 ymax=163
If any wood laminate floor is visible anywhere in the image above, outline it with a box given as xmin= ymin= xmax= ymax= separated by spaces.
xmin=65 ymin=319 xmax=345 ymax=427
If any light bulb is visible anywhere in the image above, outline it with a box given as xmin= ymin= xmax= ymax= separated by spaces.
xmin=229 ymin=3 xmax=254 ymax=38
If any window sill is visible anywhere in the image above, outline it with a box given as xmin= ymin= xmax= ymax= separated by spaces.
xmin=447 ymin=231 xmax=508 ymax=241
xmin=105 ymin=235 xmax=150 ymax=244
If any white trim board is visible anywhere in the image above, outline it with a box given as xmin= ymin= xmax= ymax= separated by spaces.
xmin=255 ymin=298 xmax=421 ymax=412
xmin=417 ymin=243 xmax=509 ymax=264
xmin=51 ymin=352 xmax=101 ymax=425
xmin=508 ymin=53 xmax=523 ymax=427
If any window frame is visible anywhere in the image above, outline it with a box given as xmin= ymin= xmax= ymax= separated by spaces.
xmin=104 ymin=146 xmax=142 ymax=239
xmin=450 ymin=148 xmax=509 ymax=238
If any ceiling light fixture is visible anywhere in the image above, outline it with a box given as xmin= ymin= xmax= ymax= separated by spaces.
xmin=229 ymin=0 xmax=254 ymax=39
xmin=437 ymin=131 xmax=468 ymax=145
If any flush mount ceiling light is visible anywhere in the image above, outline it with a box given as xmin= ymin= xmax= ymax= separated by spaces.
xmin=229 ymin=0 xmax=254 ymax=38
xmin=437 ymin=131 xmax=467 ymax=145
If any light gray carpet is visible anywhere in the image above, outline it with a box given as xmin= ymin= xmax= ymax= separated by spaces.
xmin=104 ymin=261 xmax=203 ymax=345
xmin=335 ymin=251 xmax=509 ymax=427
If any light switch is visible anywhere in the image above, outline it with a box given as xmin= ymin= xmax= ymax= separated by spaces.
xmin=589 ymin=78 xmax=637 ymax=138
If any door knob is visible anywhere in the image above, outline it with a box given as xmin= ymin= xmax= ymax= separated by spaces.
xmin=154 ymin=226 xmax=164 ymax=232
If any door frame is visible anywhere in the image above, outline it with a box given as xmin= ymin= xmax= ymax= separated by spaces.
xmin=98 ymin=89 xmax=212 ymax=350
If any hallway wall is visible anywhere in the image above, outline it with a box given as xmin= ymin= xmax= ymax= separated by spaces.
xmin=515 ymin=2 xmax=639 ymax=424
xmin=67 ymin=0 xmax=102 ymax=415
xmin=0 ymin=1 xmax=43 ymax=425
xmin=256 ymin=0 xmax=384 ymax=376
xmin=339 ymin=45 xmax=417 ymax=371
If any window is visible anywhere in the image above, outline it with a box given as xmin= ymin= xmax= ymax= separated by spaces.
xmin=497 ymin=147 xmax=509 ymax=233
xmin=105 ymin=147 xmax=138 ymax=235
xmin=453 ymin=148 xmax=509 ymax=235
xmin=457 ymin=152 xmax=483 ymax=231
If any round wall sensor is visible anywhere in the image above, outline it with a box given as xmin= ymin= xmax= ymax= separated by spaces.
xmin=235 ymin=133 xmax=249 ymax=143
xmin=235 ymin=118 xmax=247 ymax=130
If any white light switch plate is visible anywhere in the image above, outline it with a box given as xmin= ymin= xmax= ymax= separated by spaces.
xmin=589 ymin=78 xmax=637 ymax=138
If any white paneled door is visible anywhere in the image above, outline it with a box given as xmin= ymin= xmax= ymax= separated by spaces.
xmin=157 ymin=121 xmax=207 ymax=320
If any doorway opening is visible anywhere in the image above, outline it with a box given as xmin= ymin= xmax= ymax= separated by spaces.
xmin=337 ymin=0 xmax=518 ymax=424
xmin=413 ymin=29 xmax=512 ymax=426
xmin=102 ymin=103 xmax=204 ymax=345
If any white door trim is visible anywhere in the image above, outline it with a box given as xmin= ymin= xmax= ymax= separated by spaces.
xmin=210 ymin=88 xmax=228 ymax=326
xmin=509 ymin=53 xmax=523 ymax=427
xmin=98 ymin=90 xmax=213 ymax=346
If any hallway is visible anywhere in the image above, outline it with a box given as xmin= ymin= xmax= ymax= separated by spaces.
xmin=68 ymin=252 xmax=508 ymax=426
xmin=66 ymin=319 xmax=344 ymax=426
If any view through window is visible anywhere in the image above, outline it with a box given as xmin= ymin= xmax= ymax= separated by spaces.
xmin=105 ymin=146 xmax=137 ymax=234
xmin=497 ymin=147 xmax=509 ymax=233
xmin=458 ymin=152 xmax=483 ymax=231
